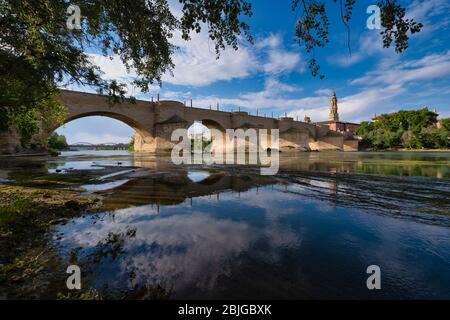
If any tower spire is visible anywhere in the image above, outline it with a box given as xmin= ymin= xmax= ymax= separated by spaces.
xmin=329 ymin=90 xmax=339 ymax=122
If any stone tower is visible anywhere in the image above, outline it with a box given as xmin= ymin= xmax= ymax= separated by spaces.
xmin=329 ymin=90 xmax=339 ymax=122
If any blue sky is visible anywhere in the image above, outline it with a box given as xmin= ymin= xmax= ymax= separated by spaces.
xmin=58 ymin=0 xmax=450 ymax=144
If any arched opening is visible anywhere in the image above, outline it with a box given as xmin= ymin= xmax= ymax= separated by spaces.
xmin=188 ymin=121 xmax=212 ymax=153
xmin=57 ymin=116 xmax=133 ymax=145
xmin=46 ymin=113 xmax=154 ymax=154
xmin=187 ymin=119 xmax=226 ymax=155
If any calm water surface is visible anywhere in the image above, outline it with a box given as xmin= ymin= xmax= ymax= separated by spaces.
xmin=3 ymin=150 xmax=450 ymax=299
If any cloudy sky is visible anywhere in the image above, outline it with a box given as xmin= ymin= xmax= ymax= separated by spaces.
xmin=58 ymin=0 xmax=450 ymax=144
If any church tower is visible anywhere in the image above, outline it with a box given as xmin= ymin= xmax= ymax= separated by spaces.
xmin=329 ymin=90 xmax=339 ymax=122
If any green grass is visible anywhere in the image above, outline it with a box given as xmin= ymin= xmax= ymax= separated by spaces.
xmin=0 ymin=197 xmax=33 ymax=228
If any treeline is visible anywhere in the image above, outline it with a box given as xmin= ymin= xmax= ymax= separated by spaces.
xmin=128 ymin=136 xmax=135 ymax=152
xmin=357 ymin=108 xmax=450 ymax=150
xmin=47 ymin=132 xmax=69 ymax=151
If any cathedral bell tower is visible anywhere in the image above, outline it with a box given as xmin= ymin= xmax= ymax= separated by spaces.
xmin=329 ymin=90 xmax=339 ymax=122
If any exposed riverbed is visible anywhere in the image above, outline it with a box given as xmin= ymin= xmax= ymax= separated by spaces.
xmin=0 ymin=150 xmax=449 ymax=299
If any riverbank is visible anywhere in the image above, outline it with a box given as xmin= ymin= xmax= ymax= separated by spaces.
xmin=0 ymin=152 xmax=51 ymax=158
xmin=0 ymin=153 xmax=172 ymax=299
xmin=0 ymin=185 xmax=101 ymax=298
xmin=360 ymin=148 xmax=450 ymax=152
xmin=396 ymin=148 xmax=450 ymax=152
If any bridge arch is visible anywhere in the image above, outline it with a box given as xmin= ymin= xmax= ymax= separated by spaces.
xmin=186 ymin=118 xmax=227 ymax=133
xmin=63 ymin=111 xmax=148 ymax=134
xmin=198 ymin=119 xmax=227 ymax=132
xmin=187 ymin=118 xmax=227 ymax=155
xmin=43 ymin=111 xmax=155 ymax=152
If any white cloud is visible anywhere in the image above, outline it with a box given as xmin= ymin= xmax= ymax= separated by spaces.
xmin=87 ymin=32 xmax=303 ymax=89
xmin=89 ymin=54 xmax=137 ymax=80
xmin=257 ymin=34 xmax=303 ymax=75
xmin=88 ymin=54 xmax=160 ymax=96
xmin=162 ymin=90 xmax=192 ymax=101
xmin=314 ymin=88 xmax=334 ymax=96
xmin=162 ymin=32 xmax=304 ymax=86
xmin=164 ymin=77 xmax=313 ymax=115
xmin=407 ymin=0 xmax=450 ymax=35
xmin=240 ymin=78 xmax=301 ymax=100
xmin=351 ymin=50 xmax=450 ymax=86
xmin=263 ymin=50 xmax=302 ymax=74
xmin=338 ymin=85 xmax=406 ymax=122
xmin=163 ymin=30 xmax=258 ymax=86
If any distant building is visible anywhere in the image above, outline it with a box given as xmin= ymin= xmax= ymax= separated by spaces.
xmin=315 ymin=91 xmax=360 ymax=134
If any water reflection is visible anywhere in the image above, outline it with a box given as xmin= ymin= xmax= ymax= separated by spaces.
xmin=81 ymin=179 xmax=130 ymax=194
xmin=187 ymin=171 xmax=211 ymax=183
xmin=2 ymin=151 xmax=449 ymax=184
xmin=47 ymin=159 xmax=133 ymax=173
xmin=50 ymin=151 xmax=450 ymax=299
xmin=99 ymin=172 xmax=278 ymax=210
xmin=2 ymin=150 xmax=450 ymax=299
xmin=278 ymin=152 xmax=450 ymax=179
xmin=55 ymin=178 xmax=450 ymax=299
xmin=84 ymin=166 xmax=449 ymax=227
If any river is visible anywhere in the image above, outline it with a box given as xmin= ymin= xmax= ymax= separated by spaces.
xmin=1 ymin=150 xmax=449 ymax=299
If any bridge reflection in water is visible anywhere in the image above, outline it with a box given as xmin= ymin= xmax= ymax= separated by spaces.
xmin=89 ymin=154 xmax=449 ymax=225
xmin=52 ymin=153 xmax=450 ymax=299
xmin=99 ymin=171 xmax=281 ymax=211
xmin=3 ymin=150 xmax=448 ymax=299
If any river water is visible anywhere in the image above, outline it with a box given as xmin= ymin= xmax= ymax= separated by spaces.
xmin=2 ymin=150 xmax=450 ymax=299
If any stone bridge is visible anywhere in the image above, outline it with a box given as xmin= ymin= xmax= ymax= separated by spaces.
xmin=0 ymin=90 xmax=354 ymax=154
